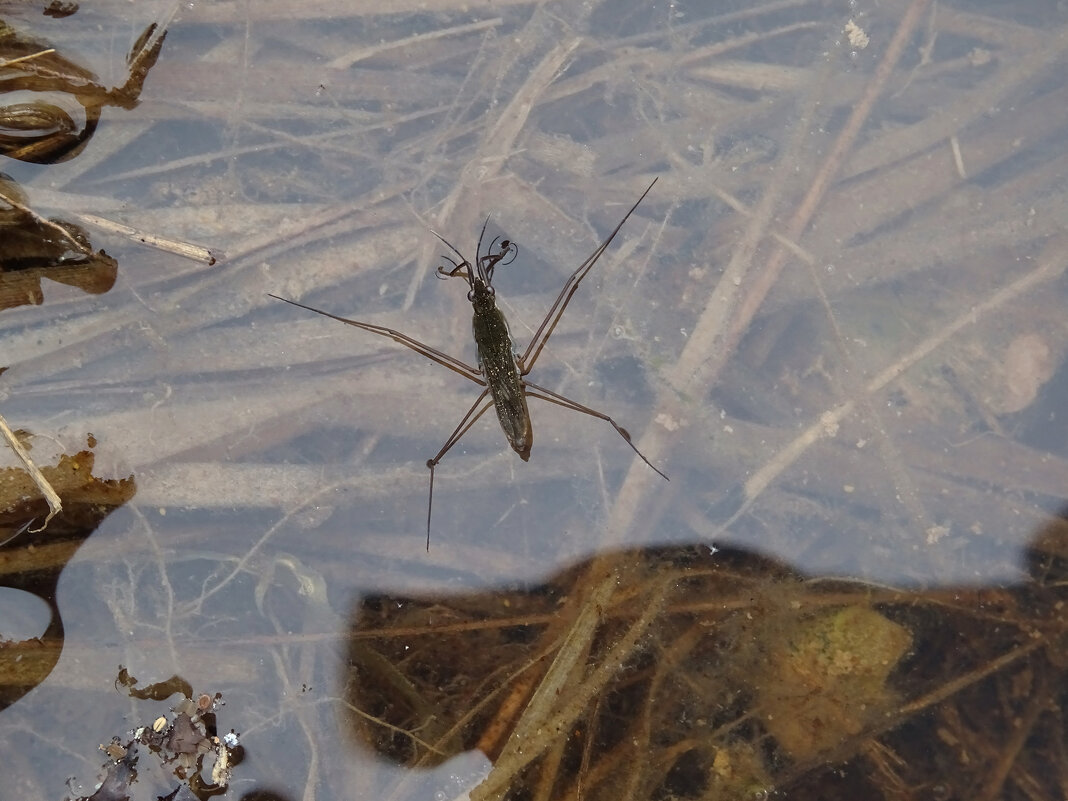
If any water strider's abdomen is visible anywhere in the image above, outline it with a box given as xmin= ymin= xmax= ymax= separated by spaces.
xmin=472 ymin=300 xmax=532 ymax=460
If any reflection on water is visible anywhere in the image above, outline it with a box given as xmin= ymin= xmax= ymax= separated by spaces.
xmin=12 ymin=516 xmax=1061 ymax=800
xmin=0 ymin=5 xmax=161 ymax=718
xmin=0 ymin=433 xmax=135 ymax=710
xmin=0 ymin=1 xmax=1067 ymax=799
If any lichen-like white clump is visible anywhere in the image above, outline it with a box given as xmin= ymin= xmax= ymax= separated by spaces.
xmin=844 ymin=20 xmax=870 ymax=50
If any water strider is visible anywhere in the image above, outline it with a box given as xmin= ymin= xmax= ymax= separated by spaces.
xmin=270 ymin=178 xmax=667 ymax=547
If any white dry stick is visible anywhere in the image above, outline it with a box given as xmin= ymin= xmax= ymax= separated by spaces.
xmin=73 ymin=213 xmax=220 ymax=265
xmin=0 ymin=413 xmax=61 ymax=530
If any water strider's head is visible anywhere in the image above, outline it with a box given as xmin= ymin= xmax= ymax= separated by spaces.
xmin=433 ymin=216 xmax=518 ymax=304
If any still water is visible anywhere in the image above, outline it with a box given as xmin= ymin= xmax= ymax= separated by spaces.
xmin=1 ymin=1 xmax=1066 ymax=799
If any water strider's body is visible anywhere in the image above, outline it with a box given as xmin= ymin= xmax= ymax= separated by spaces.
xmin=469 ymin=275 xmax=532 ymax=459
xmin=270 ymin=177 xmax=665 ymax=546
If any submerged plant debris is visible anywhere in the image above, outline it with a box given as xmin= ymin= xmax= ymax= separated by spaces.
xmin=0 ymin=16 xmax=166 ymax=164
xmin=346 ymin=530 xmax=1066 ymax=800
xmin=0 ymin=172 xmax=116 ymax=309
xmin=64 ymin=667 xmax=243 ymax=801
xmin=0 ymin=11 xmax=170 ymax=308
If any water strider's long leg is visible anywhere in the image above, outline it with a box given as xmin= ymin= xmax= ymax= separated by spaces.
xmin=425 ymin=389 xmax=493 ymax=549
xmin=519 ymin=178 xmax=658 ymax=375
xmin=269 ymin=294 xmax=485 ymax=384
xmin=523 ymin=379 xmax=668 ymax=481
